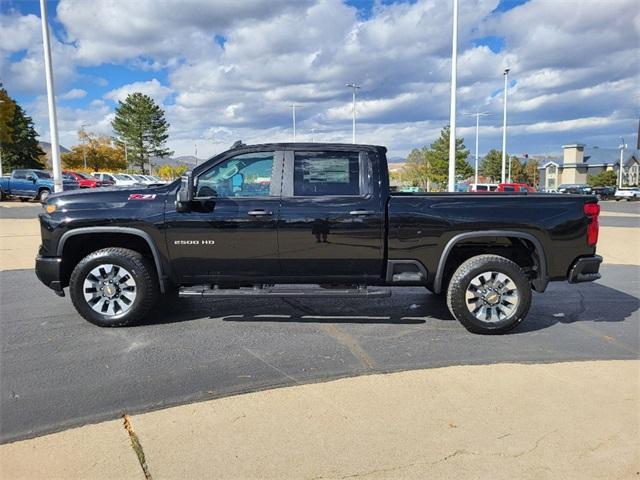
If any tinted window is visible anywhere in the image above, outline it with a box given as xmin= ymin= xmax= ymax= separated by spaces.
xmin=34 ymin=171 xmax=52 ymax=179
xmin=476 ymin=185 xmax=488 ymax=191
xmin=196 ymin=152 xmax=274 ymax=198
xmin=294 ymin=151 xmax=360 ymax=196
xmin=502 ymin=186 xmax=515 ymax=192
xmin=13 ymin=170 xmax=27 ymax=179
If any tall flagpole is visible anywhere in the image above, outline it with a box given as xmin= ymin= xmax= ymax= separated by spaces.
xmin=447 ymin=0 xmax=459 ymax=192
xmin=40 ymin=0 xmax=62 ymax=193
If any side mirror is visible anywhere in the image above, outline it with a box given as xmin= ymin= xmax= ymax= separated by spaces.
xmin=27 ymin=174 xmax=36 ymax=182
xmin=176 ymin=170 xmax=194 ymax=212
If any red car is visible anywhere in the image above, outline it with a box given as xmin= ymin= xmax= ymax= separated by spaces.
xmin=497 ymin=183 xmax=537 ymax=193
xmin=64 ymin=171 xmax=113 ymax=188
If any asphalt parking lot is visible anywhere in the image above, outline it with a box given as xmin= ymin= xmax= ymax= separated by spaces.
xmin=1 ymin=263 xmax=638 ymax=443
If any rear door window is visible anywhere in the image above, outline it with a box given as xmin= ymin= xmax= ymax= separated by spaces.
xmin=293 ymin=151 xmax=361 ymax=196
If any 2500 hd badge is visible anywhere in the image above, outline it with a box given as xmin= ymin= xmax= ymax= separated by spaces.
xmin=173 ymin=240 xmax=216 ymax=245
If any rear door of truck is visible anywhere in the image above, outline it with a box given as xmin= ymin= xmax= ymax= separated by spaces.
xmin=277 ymin=147 xmax=385 ymax=281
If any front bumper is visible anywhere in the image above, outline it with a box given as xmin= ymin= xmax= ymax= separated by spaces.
xmin=568 ymin=255 xmax=602 ymax=283
xmin=35 ymin=255 xmax=64 ymax=295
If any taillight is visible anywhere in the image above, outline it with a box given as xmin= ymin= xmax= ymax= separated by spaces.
xmin=584 ymin=202 xmax=600 ymax=246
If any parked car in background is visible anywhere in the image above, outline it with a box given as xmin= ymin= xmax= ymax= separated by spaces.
xmin=591 ymin=186 xmax=615 ymax=200
xmin=64 ymin=171 xmax=113 ymax=188
xmin=614 ymin=187 xmax=640 ymax=201
xmin=1 ymin=169 xmax=79 ymax=202
xmin=92 ymin=172 xmax=139 ymax=187
xmin=496 ymin=183 xmax=537 ymax=193
xmin=470 ymin=183 xmax=498 ymax=192
xmin=558 ymin=184 xmax=591 ymax=194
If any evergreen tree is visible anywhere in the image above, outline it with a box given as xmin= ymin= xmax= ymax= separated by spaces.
xmin=111 ymin=93 xmax=172 ymax=174
xmin=480 ymin=149 xmax=505 ymax=182
xmin=0 ymin=86 xmax=45 ymax=171
xmin=424 ymin=126 xmax=472 ymax=187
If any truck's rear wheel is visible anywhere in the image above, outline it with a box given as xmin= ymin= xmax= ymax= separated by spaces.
xmin=69 ymin=248 xmax=158 ymax=327
xmin=446 ymin=254 xmax=531 ymax=334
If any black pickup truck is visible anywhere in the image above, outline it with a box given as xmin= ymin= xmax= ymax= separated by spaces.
xmin=35 ymin=143 xmax=602 ymax=334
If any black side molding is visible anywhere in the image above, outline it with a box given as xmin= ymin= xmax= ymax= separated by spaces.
xmin=56 ymin=227 xmax=166 ymax=293
xmin=433 ymin=230 xmax=548 ymax=294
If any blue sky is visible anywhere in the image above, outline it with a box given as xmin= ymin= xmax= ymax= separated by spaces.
xmin=1 ymin=0 xmax=638 ymax=159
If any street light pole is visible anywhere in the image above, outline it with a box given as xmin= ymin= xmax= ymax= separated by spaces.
xmin=464 ymin=112 xmax=490 ymax=190
xmin=290 ymin=104 xmax=302 ymax=142
xmin=80 ymin=124 xmax=88 ymax=169
xmin=40 ymin=0 xmax=62 ymax=193
xmin=501 ymin=68 xmax=510 ymax=184
xmin=194 ymin=143 xmax=198 ymax=166
xmin=345 ymin=83 xmax=361 ymax=144
xmin=618 ymin=138 xmax=627 ymax=189
xmin=447 ymin=0 xmax=459 ymax=192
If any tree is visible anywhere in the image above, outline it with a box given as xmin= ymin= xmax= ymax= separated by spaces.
xmin=480 ymin=149 xmax=505 ymax=182
xmin=425 ymin=126 xmax=472 ymax=187
xmin=402 ymin=147 xmax=431 ymax=190
xmin=509 ymin=156 xmax=526 ymax=183
xmin=403 ymin=127 xmax=471 ymax=190
xmin=587 ymin=170 xmax=618 ymax=187
xmin=523 ymin=158 xmax=540 ymax=187
xmin=111 ymin=93 xmax=172 ymax=174
xmin=157 ymin=164 xmax=188 ymax=180
xmin=0 ymin=85 xmax=45 ymax=171
xmin=62 ymin=131 xmax=127 ymax=172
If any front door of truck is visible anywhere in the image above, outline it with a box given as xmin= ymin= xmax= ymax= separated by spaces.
xmin=165 ymin=150 xmax=283 ymax=282
xmin=277 ymin=149 xmax=385 ymax=281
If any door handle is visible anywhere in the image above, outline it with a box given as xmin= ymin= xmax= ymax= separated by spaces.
xmin=247 ymin=209 xmax=273 ymax=216
xmin=349 ymin=210 xmax=375 ymax=216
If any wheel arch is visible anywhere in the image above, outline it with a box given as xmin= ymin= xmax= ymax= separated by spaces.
xmin=433 ymin=230 xmax=548 ymax=294
xmin=57 ymin=227 xmax=166 ymax=293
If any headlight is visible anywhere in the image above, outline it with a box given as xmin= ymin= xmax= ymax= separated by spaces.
xmin=45 ymin=204 xmax=57 ymax=214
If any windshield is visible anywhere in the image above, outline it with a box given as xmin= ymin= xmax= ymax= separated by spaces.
xmin=114 ymin=174 xmax=131 ymax=180
xmin=132 ymin=175 xmax=147 ymax=181
xmin=76 ymin=172 xmax=92 ymax=179
xmin=34 ymin=171 xmax=52 ymax=179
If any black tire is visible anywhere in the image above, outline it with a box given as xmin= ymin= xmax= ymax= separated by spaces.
xmin=0 ymin=188 xmax=5 ymax=201
xmin=446 ymin=254 xmax=531 ymax=334
xmin=69 ymin=247 xmax=159 ymax=327
xmin=37 ymin=188 xmax=51 ymax=202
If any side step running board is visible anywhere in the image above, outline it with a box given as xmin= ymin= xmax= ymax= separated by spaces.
xmin=179 ymin=285 xmax=391 ymax=298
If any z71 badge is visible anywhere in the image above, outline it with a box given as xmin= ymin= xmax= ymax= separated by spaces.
xmin=128 ymin=194 xmax=156 ymax=200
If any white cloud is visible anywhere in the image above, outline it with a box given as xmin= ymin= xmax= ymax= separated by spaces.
xmin=59 ymin=88 xmax=87 ymax=100
xmin=2 ymin=0 xmax=638 ymax=160
xmin=104 ymin=79 xmax=173 ymax=104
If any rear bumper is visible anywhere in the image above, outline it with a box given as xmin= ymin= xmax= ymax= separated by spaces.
xmin=35 ymin=255 xmax=64 ymax=295
xmin=568 ymin=255 xmax=602 ymax=283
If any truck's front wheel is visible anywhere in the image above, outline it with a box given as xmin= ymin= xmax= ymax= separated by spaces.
xmin=69 ymin=248 xmax=159 ymax=327
xmin=446 ymin=254 xmax=531 ymax=334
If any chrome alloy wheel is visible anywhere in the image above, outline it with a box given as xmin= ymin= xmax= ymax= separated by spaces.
xmin=83 ymin=264 xmax=137 ymax=316
xmin=464 ymin=271 xmax=519 ymax=322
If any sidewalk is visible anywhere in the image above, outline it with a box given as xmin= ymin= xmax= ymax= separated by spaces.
xmin=1 ymin=360 xmax=638 ymax=479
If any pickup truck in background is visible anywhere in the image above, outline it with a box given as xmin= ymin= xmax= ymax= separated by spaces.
xmin=0 ymin=169 xmax=79 ymax=202
xmin=614 ymin=188 xmax=640 ymax=201
xmin=35 ymin=143 xmax=602 ymax=334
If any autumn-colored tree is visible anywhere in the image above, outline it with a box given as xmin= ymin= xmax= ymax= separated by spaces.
xmin=61 ymin=131 xmax=126 ymax=172
xmin=157 ymin=164 xmax=188 ymax=180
